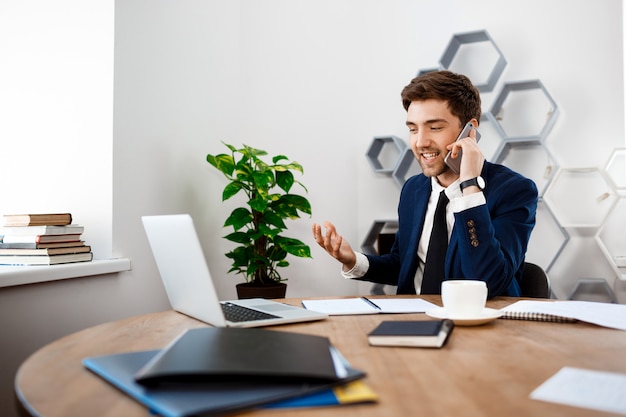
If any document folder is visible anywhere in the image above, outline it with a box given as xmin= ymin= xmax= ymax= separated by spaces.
xmin=84 ymin=349 xmax=366 ymax=417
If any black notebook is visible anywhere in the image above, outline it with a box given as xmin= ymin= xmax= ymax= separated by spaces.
xmin=135 ymin=327 xmax=346 ymax=386
xmin=368 ymin=320 xmax=454 ymax=348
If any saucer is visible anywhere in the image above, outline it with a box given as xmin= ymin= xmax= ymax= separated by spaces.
xmin=426 ymin=307 xmax=503 ymax=326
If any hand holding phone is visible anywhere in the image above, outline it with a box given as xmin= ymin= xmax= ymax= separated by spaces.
xmin=444 ymin=122 xmax=481 ymax=174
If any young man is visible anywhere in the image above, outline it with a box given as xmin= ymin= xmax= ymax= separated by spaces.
xmin=312 ymin=70 xmax=538 ymax=297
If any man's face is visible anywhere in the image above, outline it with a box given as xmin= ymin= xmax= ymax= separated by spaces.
xmin=405 ymin=99 xmax=462 ymax=183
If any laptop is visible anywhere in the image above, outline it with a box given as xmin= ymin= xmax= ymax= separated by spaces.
xmin=141 ymin=214 xmax=327 ymax=328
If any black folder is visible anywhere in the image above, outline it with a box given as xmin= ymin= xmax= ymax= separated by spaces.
xmin=134 ymin=327 xmax=344 ymax=386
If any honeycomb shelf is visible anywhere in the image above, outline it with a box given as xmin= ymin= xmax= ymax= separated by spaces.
xmin=366 ymin=136 xmax=406 ymax=174
xmin=493 ymin=142 xmax=558 ymax=197
xmin=439 ymin=30 xmax=506 ymax=93
xmin=596 ymin=197 xmax=626 ymax=280
xmin=488 ymin=79 xmax=559 ymax=144
xmin=543 ymin=168 xmax=618 ymax=229
xmin=392 ymin=147 xmax=422 ymax=188
xmin=361 ymin=220 xmax=398 ymax=256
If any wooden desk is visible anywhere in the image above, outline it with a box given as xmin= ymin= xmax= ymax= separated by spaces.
xmin=15 ymin=296 xmax=626 ymax=417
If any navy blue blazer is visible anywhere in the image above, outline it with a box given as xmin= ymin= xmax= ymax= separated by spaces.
xmin=361 ymin=161 xmax=538 ymax=298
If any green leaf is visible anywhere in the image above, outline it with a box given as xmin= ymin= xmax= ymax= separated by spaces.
xmin=226 ymin=246 xmax=250 ymax=267
xmin=223 ymin=232 xmax=251 ymax=244
xmin=267 ymin=245 xmax=288 ymax=261
xmin=244 ymin=145 xmax=268 ymax=159
xmin=224 ymin=142 xmax=237 ymax=153
xmin=272 ymin=194 xmax=312 ymax=218
xmin=252 ymin=170 xmax=274 ymax=190
xmin=272 ymin=154 xmax=289 ymax=164
xmin=274 ymin=162 xmax=304 ymax=174
xmin=224 ymin=207 xmax=253 ymax=230
xmin=222 ymin=182 xmax=243 ymax=201
xmin=258 ymin=223 xmax=281 ymax=239
xmin=276 ymin=170 xmax=294 ymax=193
xmin=248 ymin=196 xmax=268 ymax=212
xmin=275 ymin=236 xmax=312 ymax=258
xmin=262 ymin=211 xmax=287 ymax=230
xmin=206 ymin=154 xmax=235 ymax=176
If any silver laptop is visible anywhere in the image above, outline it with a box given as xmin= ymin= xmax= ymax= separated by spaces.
xmin=141 ymin=214 xmax=327 ymax=328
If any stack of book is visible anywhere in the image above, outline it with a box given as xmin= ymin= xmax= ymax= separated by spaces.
xmin=0 ymin=213 xmax=93 ymax=265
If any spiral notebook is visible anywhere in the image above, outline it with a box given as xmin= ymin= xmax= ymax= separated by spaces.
xmin=500 ymin=300 xmax=577 ymax=323
xmin=501 ymin=300 xmax=626 ymax=331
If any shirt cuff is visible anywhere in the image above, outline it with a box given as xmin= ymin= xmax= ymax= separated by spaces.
xmin=341 ymin=252 xmax=369 ymax=278
xmin=450 ymin=191 xmax=486 ymax=212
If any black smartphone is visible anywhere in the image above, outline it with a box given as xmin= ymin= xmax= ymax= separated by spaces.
xmin=444 ymin=122 xmax=481 ymax=174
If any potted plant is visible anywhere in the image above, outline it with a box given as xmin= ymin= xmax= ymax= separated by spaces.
xmin=206 ymin=142 xmax=312 ymax=299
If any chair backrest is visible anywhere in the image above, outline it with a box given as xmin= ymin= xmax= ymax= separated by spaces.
xmin=520 ymin=262 xmax=551 ymax=298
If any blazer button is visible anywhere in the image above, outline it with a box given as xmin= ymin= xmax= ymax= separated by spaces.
xmin=471 ymin=240 xmax=479 ymax=247
xmin=467 ymin=220 xmax=475 ymax=227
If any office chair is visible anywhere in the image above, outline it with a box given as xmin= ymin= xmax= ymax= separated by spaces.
xmin=520 ymin=262 xmax=551 ymax=298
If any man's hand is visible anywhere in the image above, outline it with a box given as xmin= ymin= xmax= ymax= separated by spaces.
xmin=312 ymin=221 xmax=357 ymax=270
xmin=446 ymin=127 xmax=485 ymax=185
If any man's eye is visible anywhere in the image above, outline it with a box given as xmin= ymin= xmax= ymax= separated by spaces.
xmin=431 ymin=126 xmax=443 ymax=131
xmin=408 ymin=128 xmax=417 ymax=133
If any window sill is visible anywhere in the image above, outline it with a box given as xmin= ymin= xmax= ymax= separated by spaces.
xmin=0 ymin=258 xmax=132 ymax=289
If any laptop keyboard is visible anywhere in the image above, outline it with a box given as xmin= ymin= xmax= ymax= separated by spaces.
xmin=221 ymin=302 xmax=281 ymax=322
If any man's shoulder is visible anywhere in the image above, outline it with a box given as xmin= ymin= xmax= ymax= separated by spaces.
xmin=403 ymin=173 xmax=430 ymax=189
xmin=484 ymin=161 xmax=529 ymax=181
xmin=483 ymin=161 xmax=537 ymax=193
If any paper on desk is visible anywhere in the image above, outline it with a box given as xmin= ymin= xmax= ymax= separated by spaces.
xmin=302 ymin=298 xmax=438 ymax=315
xmin=502 ymin=300 xmax=626 ymax=331
xmin=531 ymin=367 xmax=626 ymax=415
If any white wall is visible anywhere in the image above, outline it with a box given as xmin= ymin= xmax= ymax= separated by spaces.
xmin=1 ymin=1 xmax=625 ymax=416
xmin=114 ymin=0 xmax=626 ymax=300
xmin=0 ymin=0 xmax=113 ymax=257
xmin=0 ymin=1 xmax=116 ymax=415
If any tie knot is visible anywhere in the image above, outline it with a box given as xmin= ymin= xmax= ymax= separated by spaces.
xmin=438 ymin=190 xmax=449 ymax=206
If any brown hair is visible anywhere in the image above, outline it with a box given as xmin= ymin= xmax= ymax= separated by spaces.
xmin=401 ymin=70 xmax=481 ymax=126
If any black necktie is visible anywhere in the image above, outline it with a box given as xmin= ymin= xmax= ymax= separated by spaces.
xmin=421 ymin=190 xmax=449 ymax=294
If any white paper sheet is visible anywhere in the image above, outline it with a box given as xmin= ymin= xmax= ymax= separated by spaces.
xmin=531 ymin=367 xmax=626 ymax=415
xmin=302 ymin=298 xmax=438 ymax=315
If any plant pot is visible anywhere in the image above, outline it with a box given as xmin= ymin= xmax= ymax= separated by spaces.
xmin=236 ymin=282 xmax=287 ymax=300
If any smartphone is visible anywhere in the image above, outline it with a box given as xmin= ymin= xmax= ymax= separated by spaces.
xmin=444 ymin=122 xmax=481 ymax=174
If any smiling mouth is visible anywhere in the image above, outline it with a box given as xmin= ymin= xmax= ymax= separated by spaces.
xmin=421 ymin=152 xmax=439 ymax=161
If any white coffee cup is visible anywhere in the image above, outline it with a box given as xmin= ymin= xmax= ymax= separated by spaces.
xmin=441 ymin=280 xmax=487 ymax=318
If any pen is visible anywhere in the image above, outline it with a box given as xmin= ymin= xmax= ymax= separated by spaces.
xmin=361 ymin=297 xmax=381 ymax=310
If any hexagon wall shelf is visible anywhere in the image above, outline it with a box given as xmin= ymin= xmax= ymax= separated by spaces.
xmin=494 ymin=142 xmax=558 ymax=197
xmin=439 ymin=30 xmax=506 ymax=93
xmin=543 ymin=168 xmax=618 ymax=229
xmin=605 ymin=148 xmax=626 ymax=194
xmin=488 ymin=80 xmax=559 ymax=143
xmin=361 ymin=220 xmax=398 ymax=255
xmin=477 ymin=112 xmax=505 ymax=162
xmin=366 ymin=136 xmax=406 ymax=174
xmin=596 ymin=197 xmax=626 ymax=280
xmin=392 ymin=147 xmax=422 ymax=188
xmin=525 ymin=199 xmax=569 ymax=272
